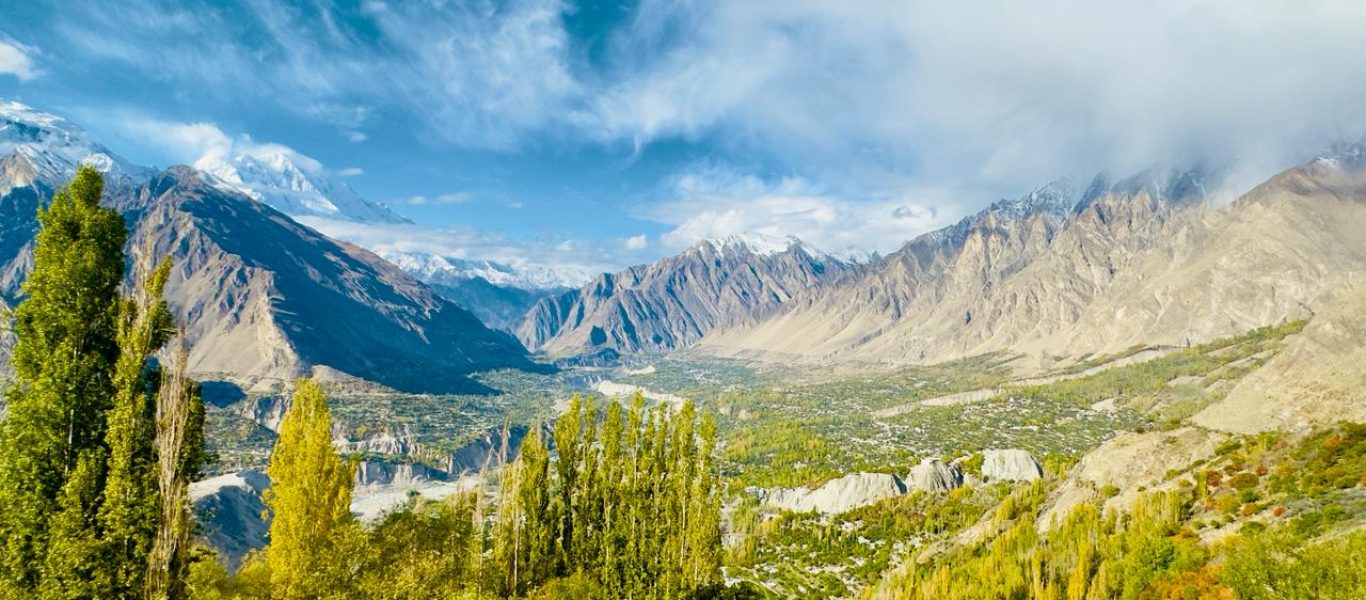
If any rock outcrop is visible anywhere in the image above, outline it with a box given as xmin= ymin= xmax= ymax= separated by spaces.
xmin=354 ymin=460 xmax=446 ymax=488
xmin=1036 ymin=427 xmax=1224 ymax=531
xmin=190 ymin=471 xmax=271 ymax=570
xmin=337 ymin=426 xmax=420 ymax=456
xmin=906 ymin=458 xmax=964 ymax=492
xmin=979 ymin=449 xmax=1044 ymax=482
xmin=761 ymin=472 xmax=907 ymax=515
xmin=447 ymin=424 xmax=536 ymax=475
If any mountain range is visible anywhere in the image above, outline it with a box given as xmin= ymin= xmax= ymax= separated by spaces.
xmin=701 ymin=152 xmax=1366 ymax=374
xmin=0 ymin=100 xmax=531 ymax=393
xmin=6 ymin=97 xmax=1366 ymax=406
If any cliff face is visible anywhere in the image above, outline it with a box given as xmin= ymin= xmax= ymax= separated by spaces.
xmin=517 ymin=235 xmax=859 ymax=358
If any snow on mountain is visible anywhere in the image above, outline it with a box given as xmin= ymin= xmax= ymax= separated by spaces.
xmin=695 ymin=232 xmax=868 ymax=264
xmin=0 ymin=100 xmax=150 ymax=187
xmin=195 ymin=147 xmax=410 ymax=225
xmin=376 ymin=249 xmax=593 ymax=291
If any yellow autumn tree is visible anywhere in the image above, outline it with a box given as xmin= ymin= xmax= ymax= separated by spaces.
xmin=262 ymin=379 xmax=357 ymax=599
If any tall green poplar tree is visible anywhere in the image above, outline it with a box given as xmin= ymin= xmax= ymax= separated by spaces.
xmin=0 ymin=166 xmax=205 ymax=598
xmin=0 ymin=165 xmax=128 ymax=595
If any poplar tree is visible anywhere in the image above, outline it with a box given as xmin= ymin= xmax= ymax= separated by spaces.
xmin=491 ymin=395 xmax=723 ymax=599
xmin=0 ymin=165 xmax=127 ymax=595
xmin=100 ymin=253 xmax=176 ymax=597
xmin=146 ymin=340 xmax=208 ymax=600
xmin=262 ymin=379 xmax=357 ymax=599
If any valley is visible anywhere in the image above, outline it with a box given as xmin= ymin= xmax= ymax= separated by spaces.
xmin=2 ymin=88 xmax=1364 ymax=599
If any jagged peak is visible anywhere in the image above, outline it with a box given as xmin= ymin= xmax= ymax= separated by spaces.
xmin=990 ymin=176 xmax=1078 ymax=218
xmin=1072 ymin=163 xmax=1218 ymax=213
xmin=697 ymin=232 xmax=804 ymax=256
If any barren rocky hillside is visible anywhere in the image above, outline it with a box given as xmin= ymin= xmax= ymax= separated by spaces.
xmin=702 ymin=153 xmax=1366 ymax=371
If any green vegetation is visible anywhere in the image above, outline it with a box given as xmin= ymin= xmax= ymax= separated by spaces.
xmin=0 ymin=167 xmax=208 ymax=598
xmin=196 ymin=392 xmax=729 ymax=599
xmin=1011 ymin=320 xmax=1306 ymax=425
xmin=728 ymin=485 xmax=1008 ymax=597
xmin=205 ymin=368 xmax=575 ymax=474
xmin=258 ymin=380 xmax=358 ymax=598
xmin=868 ymin=421 xmax=1366 ymax=599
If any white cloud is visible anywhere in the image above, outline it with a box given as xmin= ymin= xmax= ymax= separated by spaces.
xmin=405 ymin=192 xmax=470 ymax=206
xmin=49 ymin=0 xmax=579 ymax=148
xmin=108 ymin=115 xmax=388 ymax=194
xmin=624 ymin=234 xmax=648 ymax=250
xmin=45 ymin=0 xmax=1366 ymax=188
xmin=0 ymin=39 xmax=39 ymax=81
xmin=434 ymin=193 xmax=470 ymax=204
xmin=595 ymin=1 xmax=1363 ymax=196
xmin=646 ymin=164 xmax=957 ymax=257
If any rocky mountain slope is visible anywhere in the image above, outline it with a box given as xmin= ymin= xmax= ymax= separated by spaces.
xmin=517 ymin=234 xmax=860 ymax=358
xmin=702 ymin=154 xmax=1366 ymax=370
xmin=0 ymin=103 xmax=533 ymax=393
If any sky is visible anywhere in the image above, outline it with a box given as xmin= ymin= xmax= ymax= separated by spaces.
xmin=2 ymin=0 xmax=1366 ymax=275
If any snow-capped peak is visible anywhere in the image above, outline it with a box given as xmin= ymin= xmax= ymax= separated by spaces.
xmin=0 ymin=99 xmax=149 ymax=185
xmin=376 ymin=249 xmax=593 ymax=290
xmin=693 ymin=232 xmax=866 ymax=264
xmin=195 ymin=147 xmax=410 ymax=225
xmin=699 ymin=232 xmax=804 ymax=256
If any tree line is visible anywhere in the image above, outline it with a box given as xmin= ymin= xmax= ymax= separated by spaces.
xmin=195 ymin=390 xmax=729 ymax=599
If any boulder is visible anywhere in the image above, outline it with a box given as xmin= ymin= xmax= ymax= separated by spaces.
xmin=762 ymin=472 xmax=907 ymax=515
xmin=906 ymin=458 xmax=963 ymax=492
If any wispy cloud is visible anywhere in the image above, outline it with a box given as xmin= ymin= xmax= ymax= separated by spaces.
xmin=0 ymin=37 xmax=41 ymax=81
xmin=15 ymin=0 xmax=1366 ymax=272
xmin=32 ymin=0 xmax=1366 ymax=184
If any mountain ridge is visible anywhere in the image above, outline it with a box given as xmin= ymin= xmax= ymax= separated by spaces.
xmin=699 ymin=156 xmax=1366 ymax=370
xmin=517 ymin=235 xmax=861 ymax=358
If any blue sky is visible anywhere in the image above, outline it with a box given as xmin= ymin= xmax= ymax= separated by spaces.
xmin=2 ymin=0 xmax=1365 ymax=273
